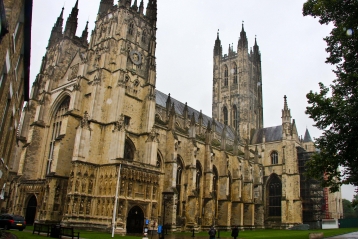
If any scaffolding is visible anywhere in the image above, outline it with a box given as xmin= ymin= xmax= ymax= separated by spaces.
xmin=297 ymin=147 xmax=325 ymax=227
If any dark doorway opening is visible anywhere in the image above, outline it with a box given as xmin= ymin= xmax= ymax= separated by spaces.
xmin=126 ymin=206 xmax=144 ymax=233
xmin=25 ymin=195 xmax=37 ymax=225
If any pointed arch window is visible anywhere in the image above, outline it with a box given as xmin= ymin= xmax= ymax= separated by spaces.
xmin=268 ymin=175 xmax=282 ymax=216
xmin=176 ymin=156 xmax=184 ymax=216
xmin=233 ymin=105 xmax=238 ymax=131
xmin=233 ymin=64 xmax=238 ymax=84
xmin=128 ymin=22 xmax=134 ymax=35
xmin=213 ymin=166 xmax=218 ymax=195
xmin=224 ymin=65 xmax=228 ymax=86
xmin=156 ymin=153 xmax=162 ymax=168
xmin=228 ymin=171 xmax=232 ymax=199
xmin=223 ymin=106 xmax=228 ymax=125
xmin=124 ymin=139 xmax=135 ymax=161
xmin=47 ymin=96 xmax=70 ymax=174
xmin=141 ymin=30 xmax=147 ymax=43
xmin=196 ymin=161 xmax=202 ymax=194
xmin=271 ymin=151 xmax=278 ymax=165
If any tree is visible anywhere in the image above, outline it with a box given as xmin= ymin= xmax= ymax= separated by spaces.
xmin=303 ymin=0 xmax=358 ymax=192
xmin=342 ymin=199 xmax=357 ymax=218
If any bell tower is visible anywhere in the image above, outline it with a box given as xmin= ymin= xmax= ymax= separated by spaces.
xmin=212 ymin=24 xmax=263 ymax=141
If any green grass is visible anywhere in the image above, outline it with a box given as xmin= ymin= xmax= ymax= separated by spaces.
xmin=6 ymin=227 xmax=358 ymax=239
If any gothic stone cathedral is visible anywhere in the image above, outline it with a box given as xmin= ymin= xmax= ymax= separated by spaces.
xmin=6 ymin=0 xmax=342 ymax=233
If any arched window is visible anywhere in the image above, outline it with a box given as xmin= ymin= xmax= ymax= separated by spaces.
xmin=156 ymin=153 xmax=162 ymax=168
xmin=233 ymin=105 xmax=238 ymax=130
xmin=213 ymin=166 xmax=218 ymax=195
xmin=268 ymin=174 xmax=282 ymax=217
xmin=176 ymin=156 xmax=184 ymax=216
xmin=124 ymin=138 xmax=135 ymax=160
xmin=223 ymin=106 xmax=228 ymax=125
xmin=196 ymin=161 xmax=202 ymax=194
xmin=224 ymin=65 xmax=228 ymax=86
xmin=141 ymin=30 xmax=147 ymax=43
xmin=212 ymin=166 xmax=219 ymax=220
xmin=228 ymin=171 xmax=232 ymax=200
xmin=233 ymin=64 xmax=238 ymax=84
xmin=128 ymin=22 xmax=134 ymax=35
xmin=271 ymin=151 xmax=278 ymax=165
xmin=47 ymin=96 xmax=70 ymax=174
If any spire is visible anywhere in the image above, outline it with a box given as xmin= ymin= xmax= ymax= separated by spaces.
xmin=253 ymin=35 xmax=260 ymax=62
xmin=166 ymin=93 xmax=171 ymax=116
xmin=98 ymin=0 xmax=113 ymax=15
xmin=168 ymin=103 xmax=176 ymax=130
xmin=303 ymin=128 xmax=313 ymax=142
xmin=64 ymin=0 xmax=79 ymax=38
xmin=238 ymin=21 xmax=248 ymax=49
xmin=198 ymin=110 xmax=203 ymax=124
xmin=183 ymin=102 xmax=188 ymax=119
xmin=214 ymin=29 xmax=222 ymax=56
xmin=56 ymin=7 xmax=64 ymax=27
xmin=139 ymin=0 xmax=144 ymax=15
xmin=131 ymin=0 xmax=138 ymax=11
xmin=282 ymin=95 xmax=292 ymax=124
xmin=48 ymin=7 xmax=64 ymax=48
xmin=81 ymin=21 xmax=89 ymax=44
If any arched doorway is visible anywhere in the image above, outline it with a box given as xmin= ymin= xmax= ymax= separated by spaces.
xmin=126 ymin=206 xmax=144 ymax=233
xmin=25 ymin=195 xmax=37 ymax=225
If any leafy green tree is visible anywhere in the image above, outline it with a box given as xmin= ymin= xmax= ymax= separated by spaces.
xmin=342 ymin=199 xmax=357 ymax=218
xmin=303 ymin=0 xmax=358 ymax=191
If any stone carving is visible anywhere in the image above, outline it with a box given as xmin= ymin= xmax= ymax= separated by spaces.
xmin=79 ymin=199 xmax=84 ymax=214
xmin=88 ymin=178 xmax=93 ymax=194
xmin=81 ymin=179 xmax=86 ymax=193
xmin=69 ymin=64 xmax=79 ymax=81
xmin=81 ymin=111 xmax=91 ymax=130
xmin=113 ymin=114 xmax=125 ymax=132
xmin=86 ymin=199 xmax=91 ymax=215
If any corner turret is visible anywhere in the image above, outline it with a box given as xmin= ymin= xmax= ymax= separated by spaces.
xmin=238 ymin=23 xmax=248 ymax=50
xmin=48 ymin=7 xmax=64 ymax=48
xmin=213 ymin=30 xmax=222 ymax=56
xmin=98 ymin=0 xmax=113 ymax=16
xmin=131 ymin=0 xmax=138 ymax=11
xmin=64 ymin=0 xmax=79 ymax=39
xmin=301 ymin=128 xmax=315 ymax=152
xmin=81 ymin=21 xmax=89 ymax=44
xmin=139 ymin=0 xmax=144 ymax=15
xmin=145 ymin=0 xmax=157 ymax=26
xmin=253 ymin=36 xmax=261 ymax=63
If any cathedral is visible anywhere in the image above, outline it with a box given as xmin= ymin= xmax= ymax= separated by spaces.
xmin=5 ymin=0 xmax=342 ymax=233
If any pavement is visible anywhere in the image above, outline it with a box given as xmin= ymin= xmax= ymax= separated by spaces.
xmin=327 ymin=231 xmax=358 ymax=239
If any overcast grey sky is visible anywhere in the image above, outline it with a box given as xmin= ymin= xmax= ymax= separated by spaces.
xmin=30 ymin=0 xmax=356 ymax=200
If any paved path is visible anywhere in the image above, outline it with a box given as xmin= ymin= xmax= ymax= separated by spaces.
xmin=327 ymin=232 xmax=358 ymax=238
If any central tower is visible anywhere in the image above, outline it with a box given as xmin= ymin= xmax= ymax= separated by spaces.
xmin=212 ymin=25 xmax=263 ymax=141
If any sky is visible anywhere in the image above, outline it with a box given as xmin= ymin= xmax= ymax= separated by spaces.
xmin=30 ymin=0 xmax=356 ymax=200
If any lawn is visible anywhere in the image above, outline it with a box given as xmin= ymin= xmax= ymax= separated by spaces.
xmin=6 ymin=227 xmax=358 ymax=239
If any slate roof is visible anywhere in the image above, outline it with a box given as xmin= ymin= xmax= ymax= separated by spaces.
xmin=303 ymin=128 xmax=312 ymax=142
xmin=251 ymin=125 xmax=283 ymax=144
xmin=155 ymin=90 xmax=236 ymax=140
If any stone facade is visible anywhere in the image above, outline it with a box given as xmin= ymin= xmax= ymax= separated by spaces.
xmin=5 ymin=0 xmax=342 ymax=233
xmin=0 ymin=0 xmax=31 ymax=210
